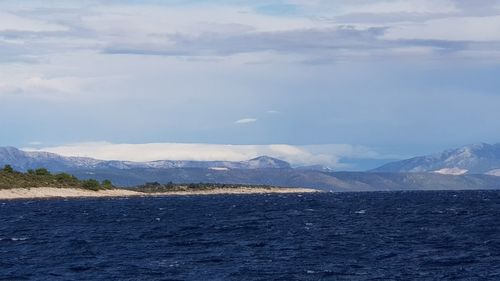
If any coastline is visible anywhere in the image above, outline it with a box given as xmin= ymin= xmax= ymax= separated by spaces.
xmin=0 ymin=187 xmax=320 ymax=200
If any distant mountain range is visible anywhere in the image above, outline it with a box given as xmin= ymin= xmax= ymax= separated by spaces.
xmin=0 ymin=147 xmax=290 ymax=171
xmin=2 ymin=144 xmax=500 ymax=191
xmin=372 ymin=143 xmax=500 ymax=176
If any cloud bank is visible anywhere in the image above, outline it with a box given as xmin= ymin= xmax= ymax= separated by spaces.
xmin=1 ymin=0 xmax=500 ymax=67
xmin=23 ymin=142 xmax=381 ymax=168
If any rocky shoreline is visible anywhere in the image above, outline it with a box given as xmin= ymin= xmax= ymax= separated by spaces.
xmin=0 ymin=187 xmax=320 ymax=200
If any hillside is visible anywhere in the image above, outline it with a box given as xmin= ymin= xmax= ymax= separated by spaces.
xmin=67 ymin=167 xmax=500 ymax=191
xmin=0 ymin=165 xmax=112 ymax=191
xmin=372 ymin=143 xmax=500 ymax=175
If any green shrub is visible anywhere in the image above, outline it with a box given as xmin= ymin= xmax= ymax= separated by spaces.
xmin=101 ymin=179 xmax=113 ymax=189
xmin=55 ymin=173 xmax=75 ymax=182
xmin=82 ymin=179 xmax=101 ymax=191
xmin=0 ymin=168 xmax=120 ymax=190
xmin=35 ymin=168 xmax=51 ymax=176
xmin=2 ymin=165 xmax=14 ymax=173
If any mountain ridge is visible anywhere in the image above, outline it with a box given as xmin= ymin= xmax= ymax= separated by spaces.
xmin=0 ymin=147 xmax=291 ymax=171
xmin=3 ymin=145 xmax=500 ymax=191
xmin=372 ymin=143 xmax=500 ymax=175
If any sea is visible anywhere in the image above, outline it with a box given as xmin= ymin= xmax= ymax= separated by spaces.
xmin=1 ymin=190 xmax=500 ymax=281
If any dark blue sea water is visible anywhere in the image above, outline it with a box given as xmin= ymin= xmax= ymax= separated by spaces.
xmin=1 ymin=191 xmax=500 ymax=280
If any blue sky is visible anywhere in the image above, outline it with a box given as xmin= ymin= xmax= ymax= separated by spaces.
xmin=1 ymin=0 xmax=500 ymax=169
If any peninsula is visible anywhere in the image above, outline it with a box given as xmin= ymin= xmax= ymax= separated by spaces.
xmin=0 ymin=165 xmax=318 ymax=200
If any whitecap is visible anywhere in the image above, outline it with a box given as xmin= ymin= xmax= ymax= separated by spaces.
xmin=11 ymin=237 xmax=28 ymax=241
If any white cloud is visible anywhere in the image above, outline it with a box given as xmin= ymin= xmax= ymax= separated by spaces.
xmin=83 ymin=5 xmax=327 ymax=36
xmin=23 ymin=142 xmax=381 ymax=168
xmin=23 ymin=77 xmax=83 ymax=94
xmin=0 ymin=12 xmax=68 ymax=32
xmin=384 ymin=15 xmax=500 ymax=41
xmin=235 ymin=118 xmax=257 ymax=124
xmin=0 ymin=1 xmax=498 ymax=66
xmin=341 ymin=0 xmax=458 ymax=15
xmin=0 ymin=82 xmax=18 ymax=95
xmin=0 ymin=76 xmax=90 ymax=100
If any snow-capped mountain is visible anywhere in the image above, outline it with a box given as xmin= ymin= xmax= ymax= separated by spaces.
xmin=372 ymin=143 xmax=500 ymax=175
xmin=0 ymin=147 xmax=103 ymax=171
xmin=3 ymin=146 xmax=500 ymax=191
xmin=0 ymin=147 xmax=291 ymax=171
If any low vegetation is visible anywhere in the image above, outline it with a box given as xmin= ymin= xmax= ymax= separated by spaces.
xmin=0 ymin=164 xmax=282 ymax=193
xmin=0 ymin=165 xmax=114 ymax=191
xmin=136 ymin=181 xmax=276 ymax=193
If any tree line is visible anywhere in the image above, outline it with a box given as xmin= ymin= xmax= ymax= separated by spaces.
xmin=0 ymin=165 xmax=113 ymax=190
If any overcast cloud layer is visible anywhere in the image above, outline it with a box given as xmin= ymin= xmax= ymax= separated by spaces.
xmin=1 ymin=0 xmax=500 ymax=169
xmin=23 ymin=142 xmax=383 ymax=168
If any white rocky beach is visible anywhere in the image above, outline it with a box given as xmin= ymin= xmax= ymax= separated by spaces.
xmin=0 ymin=187 xmax=319 ymax=200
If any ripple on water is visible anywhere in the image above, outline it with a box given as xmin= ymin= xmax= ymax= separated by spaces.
xmin=0 ymin=190 xmax=499 ymax=280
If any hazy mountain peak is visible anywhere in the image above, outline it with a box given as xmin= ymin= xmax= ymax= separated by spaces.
xmin=0 ymin=146 xmax=23 ymax=155
xmin=0 ymin=148 xmax=291 ymax=171
xmin=373 ymin=142 xmax=500 ymax=175
xmin=246 ymin=156 xmax=291 ymax=169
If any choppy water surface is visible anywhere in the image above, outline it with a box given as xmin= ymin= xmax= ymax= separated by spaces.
xmin=1 ymin=191 xmax=500 ymax=280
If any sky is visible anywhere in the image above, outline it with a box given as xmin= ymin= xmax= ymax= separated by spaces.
xmin=1 ymin=0 xmax=500 ymax=169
